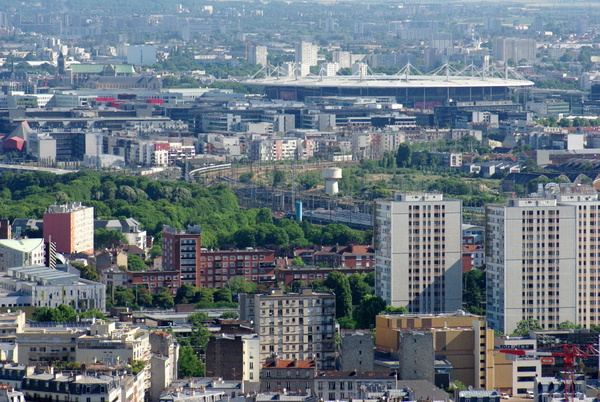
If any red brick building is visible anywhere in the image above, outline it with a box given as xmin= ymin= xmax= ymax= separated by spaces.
xmin=128 ymin=269 xmax=181 ymax=295
xmin=198 ymin=249 xmax=276 ymax=288
xmin=278 ymin=265 xmax=373 ymax=286
xmin=162 ymin=225 xmax=202 ymax=287
xmin=294 ymin=245 xmax=375 ymax=268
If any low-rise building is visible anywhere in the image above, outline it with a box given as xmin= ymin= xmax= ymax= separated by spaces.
xmin=75 ymin=322 xmax=150 ymax=365
xmin=0 ymin=266 xmax=105 ymax=311
xmin=199 ymin=249 xmax=276 ymax=289
xmin=21 ymin=372 xmax=122 ymax=402
xmin=260 ymin=358 xmax=316 ymax=392
xmin=0 ymin=240 xmax=45 ymax=272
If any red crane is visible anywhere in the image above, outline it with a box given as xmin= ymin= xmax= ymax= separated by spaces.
xmin=500 ymin=344 xmax=599 ymax=402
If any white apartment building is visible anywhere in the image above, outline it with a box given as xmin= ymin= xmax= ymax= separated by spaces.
xmin=485 ymin=199 xmax=578 ymax=334
xmin=249 ymin=137 xmax=316 ymax=161
xmin=493 ymin=38 xmax=537 ymax=63
xmin=374 ymin=193 xmax=463 ymax=313
xmin=238 ymin=288 xmax=336 ymax=370
xmin=553 ymin=186 xmax=600 ymax=328
xmin=295 ymin=42 xmax=318 ymax=67
xmin=0 ymin=239 xmax=45 ymax=272
xmin=249 ymin=45 xmax=268 ymax=66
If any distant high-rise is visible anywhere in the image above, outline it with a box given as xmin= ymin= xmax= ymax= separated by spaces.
xmin=493 ymin=38 xmax=537 ymax=63
xmin=295 ymin=41 xmax=318 ymax=67
xmin=374 ymin=193 xmax=463 ymax=313
xmin=248 ymin=45 xmax=267 ymax=67
xmin=126 ymin=45 xmax=157 ymax=66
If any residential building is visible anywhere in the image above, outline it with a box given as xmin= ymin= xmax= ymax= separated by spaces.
xmin=462 ymin=245 xmax=485 ymax=272
xmin=127 ymin=45 xmax=157 ymax=66
xmin=162 ymin=225 xmax=202 ymax=288
xmin=239 ymin=288 xmax=336 ymax=370
xmin=493 ymin=38 xmax=537 ymax=63
xmin=375 ymin=312 xmax=495 ymax=390
xmin=485 ymin=198 xmax=577 ymax=333
xmin=128 ymin=269 xmax=181 ymax=295
xmin=260 ymin=358 xmax=316 ymax=392
xmin=295 ymin=42 xmax=318 ymax=67
xmin=313 ymin=371 xmax=398 ymax=401
xmin=0 ymin=239 xmax=45 ymax=272
xmin=149 ymin=331 xmax=180 ymax=402
xmin=75 ymin=322 xmax=150 ymax=365
xmin=205 ymin=334 xmax=260 ymax=386
xmin=17 ymin=326 xmax=86 ymax=364
xmin=95 ymin=218 xmax=147 ymax=249
xmin=21 ymin=371 xmax=122 ymax=402
xmin=198 ymin=249 xmax=276 ymax=289
xmin=374 ymin=193 xmax=463 ymax=313
xmin=249 ymin=45 xmax=268 ymax=67
xmin=552 ymin=186 xmax=600 ymax=328
xmin=293 ymin=245 xmax=375 ymax=269
xmin=278 ymin=265 xmax=373 ymax=287
xmin=43 ymin=202 xmax=94 ymax=254
xmin=0 ymin=265 xmax=105 ymax=311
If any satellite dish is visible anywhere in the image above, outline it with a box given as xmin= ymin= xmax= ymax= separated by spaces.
xmin=468 ymin=386 xmax=474 ymax=391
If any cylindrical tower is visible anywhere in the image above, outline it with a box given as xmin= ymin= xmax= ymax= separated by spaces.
xmin=322 ymin=167 xmax=342 ymax=195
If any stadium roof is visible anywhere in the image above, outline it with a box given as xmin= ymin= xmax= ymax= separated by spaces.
xmin=243 ymin=62 xmax=534 ymax=89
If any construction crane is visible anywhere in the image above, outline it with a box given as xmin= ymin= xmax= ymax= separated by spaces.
xmin=500 ymin=344 xmax=600 ymax=402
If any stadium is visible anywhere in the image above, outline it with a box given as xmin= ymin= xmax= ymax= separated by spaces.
xmin=244 ymin=63 xmax=534 ymax=107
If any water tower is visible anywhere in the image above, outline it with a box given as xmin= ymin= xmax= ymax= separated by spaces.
xmin=322 ymin=167 xmax=342 ymax=195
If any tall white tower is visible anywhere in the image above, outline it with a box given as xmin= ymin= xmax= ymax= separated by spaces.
xmin=322 ymin=167 xmax=342 ymax=195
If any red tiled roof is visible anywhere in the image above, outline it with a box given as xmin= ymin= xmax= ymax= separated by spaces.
xmin=262 ymin=359 xmax=316 ymax=369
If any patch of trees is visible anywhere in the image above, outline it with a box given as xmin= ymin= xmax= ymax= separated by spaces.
xmin=0 ymin=171 xmax=368 ymax=250
xmin=32 ymin=305 xmax=105 ymax=322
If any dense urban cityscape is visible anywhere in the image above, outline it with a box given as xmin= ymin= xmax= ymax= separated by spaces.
xmin=0 ymin=0 xmax=598 ymax=401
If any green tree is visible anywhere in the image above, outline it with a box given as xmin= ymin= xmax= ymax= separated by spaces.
xmin=214 ymin=287 xmax=233 ymax=303
xmin=396 ymin=143 xmax=412 ymax=168
xmin=381 ymin=305 xmax=408 ymax=314
xmin=291 ymin=257 xmax=306 ymax=266
xmin=175 ymin=283 xmax=197 ymax=305
xmin=324 ymin=271 xmax=353 ymax=319
xmin=220 ymin=311 xmax=239 ymax=319
xmin=153 ymin=289 xmax=175 ymax=309
xmin=272 ymin=170 xmax=287 ymax=187
xmin=512 ymin=319 xmax=542 ymax=336
xmin=227 ymin=277 xmax=258 ymax=294
xmin=557 ymin=321 xmax=582 ymax=330
xmin=463 ymin=269 xmax=486 ymax=315
xmin=32 ymin=305 xmax=78 ymax=322
xmin=348 ymin=273 xmax=373 ymax=305
xmin=127 ymin=254 xmax=147 ymax=271
xmin=72 ymin=263 xmax=99 ymax=282
xmin=352 ymin=295 xmax=387 ymax=329
xmin=195 ymin=288 xmax=214 ymax=304
xmin=94 ymin=228 xmax=127 ymax=249
xmin=178 ymin=346 xmax=204 ymax=377
xmin=291 ymin=280 xmax=307 ymax=292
